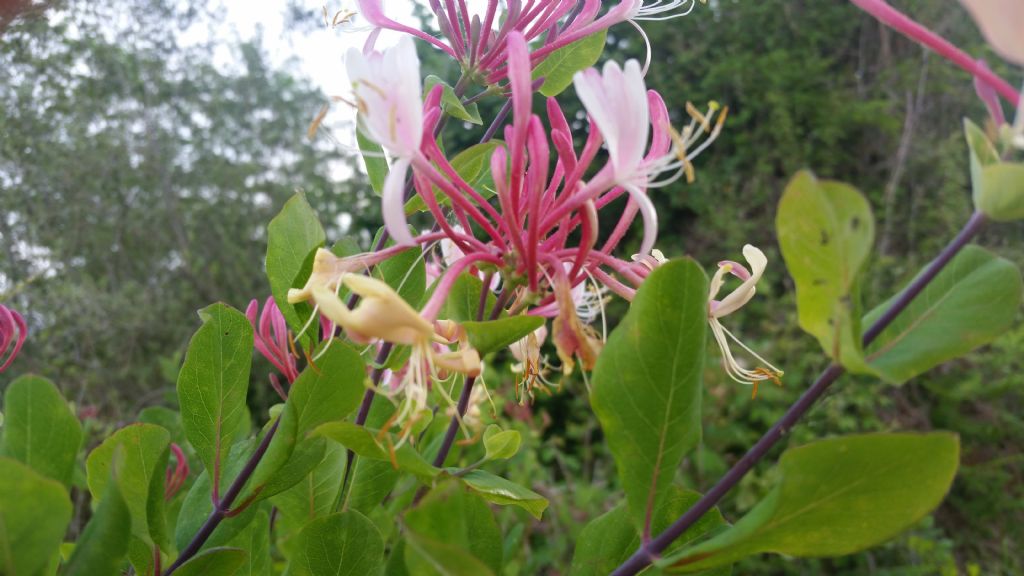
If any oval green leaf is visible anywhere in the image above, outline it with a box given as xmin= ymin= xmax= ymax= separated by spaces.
xmin=174 ymin=547 xmax=248 ymax=576
xmin=403 ymin=482 xmax=502 ymax=576
xmin=285 ymin=510 xmax=384 ymax=576
xmin=776 ymin=170 xmax=874 ymax=373
xmin=462 ymin=315 xmax=544 ymax=356
xmin=456 ymin=469 xmax=548 ymax=520
xmin=0 ymin=457 xmax=73 ymax=576
xmin=482 ymin=425 xmax=521 ymax=461
xmin=570 ymin=487 xmax=728 ymax=576
xmin=266 ymin=192 xmax=327 ymax=330
xmin=864 ymin=245 xmax=1023 ymax=383
xmin=86 ymin=423 xmax=171 ymax=551
xmin=662 ymin=432 xmax=960 ymax=572
xmin=536 ymin=31 xmax=607 ymax=97
xmin=2 ymin=375 xmax=83 ymax=486
xmin=590 ymin=258 xmax=708 ymax=531
xmin=176 ymin=303 xmax=253 ymax=497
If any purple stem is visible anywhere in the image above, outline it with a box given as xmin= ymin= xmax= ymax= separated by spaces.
xmin=163 ymin=418 xmax=282 ymax=575
xmin=611 ymin=211 xmax=988 ymax=576
xmin=413 ymin=280 xmax=510 ymax=504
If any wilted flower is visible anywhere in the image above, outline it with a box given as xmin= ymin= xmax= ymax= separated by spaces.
xmin=708 ymin=245 xmax=783 ymax=398
xmin=510 ymin=325 xmax=555 ymax=404
xmin=0 ymin=304 xmax=27 ymax=373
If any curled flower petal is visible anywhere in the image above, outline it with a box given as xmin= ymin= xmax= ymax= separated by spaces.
xmin=319 ymin=275 xmax=434 ymax=346
xmin=623 ymin=183 xmax=658 ymax=257
xmin=346 ymin=36 xmax=423 ymax=157
xmin=551 ymin=274 xmax=603 ymax=374
xmin=0 ymin=305 xmax=27 ymax=373
xmin=383 ymin=157 xmax=416 ymax=246
xmin=709 ymin=245 xmax=767 ymax=318
xmin=574 ymin=59 xmax=649 ymax=184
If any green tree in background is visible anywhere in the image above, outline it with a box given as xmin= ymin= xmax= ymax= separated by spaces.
xmin=0 ymin=0 xmax=374 ymax=413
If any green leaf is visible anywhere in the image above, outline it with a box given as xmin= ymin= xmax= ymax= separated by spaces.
xmin=462 ymin=315 xmax=543 ymax=357
xmin=440 ymin=273 xmax=497 ymax=323
xmin=385 ymin=540 xmax=410 ymax=576
xmin=266 ymin=192 xmax=327 ymax=330
xmin=315 ymin=421 xmax=438 ymax=482
xmin=226 ymin=508 xmax=271 ymax=576
xmin=0 ymin=457 xmax=72 ymax=576
xmin=270 ymin=441 xmax=346 ymax=533
xmin=86 ymin=424 xmax=171 ymax=552
xmin=138 ymin=406 xmax=188 ymax=448
xmin=456 ymin=469 xmax=547 ymax=519
xmin=174 ymin=547 xmax=248 ymax=576
xmin=661 ymin=433 xmax=960 ymax=572
xmin=864 ymin=245 xmax=1023 ymax=383
xmin=290 ymin=342 xmax=366 ymax=432
xmin=403 ymin=482 xmax=502 ymax=576
xmin=245 ymin=343 xmax=365 ymax=500
xmin=776 ymin=170 xmax=874 ymax=372
xmin=284 ymin=510 xmax=384 ymax=576
xmin=357 ymin=124 xmax=389 ymax=196
xmin=404 ymin=142 xmax=501 ymax=215
xmin=343 ymin=400 xmax=401 ymax=514
xmin=966 ymin=117 xmax=1024 ymax=220
xmin=250 ymin=436 xmax=327 ymax=504
xmin=536 ymin=31 xmax=607 ymax=97
xmin=482 ymin=425 xmax=521 ymax=461
xmin=65 ymin=470 xmax=132 ymax=576
xmin=964 ymin=118 xmax=1001 ymax=169
xmin=974 ymin=162 xmax=1024 ymax=221
xmin=177 ymin=303 xmax=253 ymax=496
xmin=2 ymin=375 xmax=83 ymax=486
xmin=570 ymin=487 xmax=728 ymax=576
xmin=372 ymin=230 xmax=428 ymax=308
xmin=590 ymin=259 xmax=707 ymax=530
xmin=425 ymin=75 xmax=482 ymax=125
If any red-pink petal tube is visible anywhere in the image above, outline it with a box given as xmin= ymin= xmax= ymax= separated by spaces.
xmin=849 ymin=0 xmax=1020 ymax=104
xmin=0 ymin=305 xmax=27 ymax=373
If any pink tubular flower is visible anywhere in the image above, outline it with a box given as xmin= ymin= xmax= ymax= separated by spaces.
xmin=331 ymin=30 xmax=723 ymax=371
xmin=246 ymin=297 xmax=300 ymax=387
xmin=0 ymin=304 xmax=27 ymax=372
xmin=573 ymin=59 xmax=658 ymax=255
xmin=164 ymin=443 xmax=189 ymax=500
xmin=346 ymin=36 xmax=424 ymax=246
xmin=355 ymin=0 xmax=679 ymax=84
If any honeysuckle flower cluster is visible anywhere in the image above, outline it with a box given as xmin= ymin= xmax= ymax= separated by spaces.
xmin=291 ymin=0 xmax=781 ymax=439
xmin=357 ymin=0 xmax=701 ymax=84
xmin=0 ymin=304 xmax=27 ymax=373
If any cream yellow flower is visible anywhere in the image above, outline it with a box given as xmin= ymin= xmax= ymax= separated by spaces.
xmin=288 ymin=249 xmax=481 ymax=440
xmin=708 ymin=245 xmax=783 ymax=398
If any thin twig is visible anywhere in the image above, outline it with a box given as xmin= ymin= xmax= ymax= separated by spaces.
xmin=163 ymin=418 xmax=282 ymax=575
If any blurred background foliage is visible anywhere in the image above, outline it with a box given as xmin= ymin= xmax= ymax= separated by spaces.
xmin=1 ymin=0 xmax=1022 ymax=574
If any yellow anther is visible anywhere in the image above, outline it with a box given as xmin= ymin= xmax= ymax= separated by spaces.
xmin=686 ymin=101 xmax=711 ymax=132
